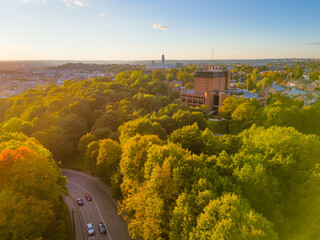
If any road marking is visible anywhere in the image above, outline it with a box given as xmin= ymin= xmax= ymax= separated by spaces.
xmin=69 ymin=180 xmax=113 ymax=240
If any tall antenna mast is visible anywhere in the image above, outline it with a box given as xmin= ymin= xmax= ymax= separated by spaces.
xmin=211 ymin=43 xmax=214 ymax=70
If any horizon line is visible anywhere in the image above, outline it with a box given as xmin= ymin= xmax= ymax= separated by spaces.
xmin=0 ymin=57 xmax=319 ymax=62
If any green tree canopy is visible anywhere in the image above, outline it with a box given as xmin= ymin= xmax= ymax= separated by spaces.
xmin=119 ymin=118 xmax=166 ymax=145
xmin=191 ymin=193 xmax=278 ymax=240
xmin=168 ymin=123 xmax=204 ymax=154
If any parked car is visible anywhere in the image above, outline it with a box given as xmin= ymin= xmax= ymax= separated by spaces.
xmin=87 ymin=223 xmax=95 ymax=236
xmin=98 ymin=222 xmax=106 ymax=234
xmin=76 ymin=197 xmax=83 ymax=206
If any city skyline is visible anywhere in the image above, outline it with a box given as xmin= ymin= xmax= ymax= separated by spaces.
xmin=0 ymin=0 xmax=319 ymax=60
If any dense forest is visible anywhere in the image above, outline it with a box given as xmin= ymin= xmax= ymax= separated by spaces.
xmin=49 ymin=62 xmax=143 ymax=74
xmin=1 ymin=66 xmax=320 ymax=239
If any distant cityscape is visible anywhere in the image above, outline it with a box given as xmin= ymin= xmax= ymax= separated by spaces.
xmin=1 ymin=57 xmax=319 ymax=107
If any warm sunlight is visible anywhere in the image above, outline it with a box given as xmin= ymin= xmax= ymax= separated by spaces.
xmin=0 ymin=1 xmax=320 ymax=240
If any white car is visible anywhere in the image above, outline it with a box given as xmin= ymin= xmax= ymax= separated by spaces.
xmin=87 ymin=223 xmax=95 ymax=236
xmin=76 ymin=197 xmax=83 ymax=206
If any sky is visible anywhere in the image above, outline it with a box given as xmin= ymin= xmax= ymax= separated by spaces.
xmin=0 ymin=0 xmax=319 ymax=60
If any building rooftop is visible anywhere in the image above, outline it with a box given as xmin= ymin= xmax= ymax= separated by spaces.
xmin=271 ymin=84 xmax=285 ymax=91
xmin=287 ymin=88 xmax=306 ymax=96
xmin=221 ymin=89 xmax=261 ymax=99
xmin=195 ymin=71 xmax=228 ymax=78
xmin=181 ymin=89 xmax=205 ymax=95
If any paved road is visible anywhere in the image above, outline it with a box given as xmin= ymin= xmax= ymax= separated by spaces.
xmin=63 ymin=169 xmax=131 ymax=240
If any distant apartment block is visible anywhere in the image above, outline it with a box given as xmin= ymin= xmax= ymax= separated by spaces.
xmin=180 ymin=68 xmax=267 ymax=111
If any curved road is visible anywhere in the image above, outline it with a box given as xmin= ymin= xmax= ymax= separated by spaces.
xmin=62 ymin=169 xmax=131 ymax=240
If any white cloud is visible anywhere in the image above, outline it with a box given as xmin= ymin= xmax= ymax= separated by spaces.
xmin=98 ymin=13 xmax=106 ymax=17
xmin=62 ymin=0 xmax=88 ymax=7
xmin=74 ymin=0 xmax=84 ymax=6
xmin=186 ymin=44 xmax=195 ymax=48
xmin=21 ymin=0 xmax=29 ymax=2
xmin=124 ymin=30 xmax=132 ymax=35
xmin=43 ymin=0 xmax=48 ymax=3
xmin=153 ymin=24 xmax=168 ymax=30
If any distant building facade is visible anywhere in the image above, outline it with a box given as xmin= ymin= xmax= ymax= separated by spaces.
xmin=149 ymin=54 xmax=183 ymax=70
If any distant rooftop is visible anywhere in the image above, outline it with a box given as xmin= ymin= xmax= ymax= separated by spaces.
xmin=288 ymin=88 xmax=306 ymax=96
xmin=271 ymin=84 xmax=285 ymax=91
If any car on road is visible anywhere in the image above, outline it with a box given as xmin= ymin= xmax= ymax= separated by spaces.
xmin=98 ymin=222 xmax=106 ymax=234
xmin=76 ymin=197 xmax=83 ymax=206
xmin=85 ymin=193 xmax=92 ymax=201
xmin=87 ymin=223 xmax=95 ymax=236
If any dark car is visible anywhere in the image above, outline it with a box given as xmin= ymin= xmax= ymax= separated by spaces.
xmin=85 ymin=193 xmax=92 ymax=201
xmin=98 ymin=222 xmax=106 ymax=234
xmin=76 ymin=197 xmax=83 ymax=206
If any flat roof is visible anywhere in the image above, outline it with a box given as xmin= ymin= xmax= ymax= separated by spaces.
xmin=180 ymin=89 xmax=205 ymax=95
xmin=220 ymin=89 xmax=262 ymax=99
xmin=195 ymin=71 xmax=227 ymax=78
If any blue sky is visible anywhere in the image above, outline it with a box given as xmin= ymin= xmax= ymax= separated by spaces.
xmin=0 ymin=0 xmax=319 ymax=60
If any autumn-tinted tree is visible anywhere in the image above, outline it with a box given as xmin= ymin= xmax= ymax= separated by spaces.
xmin=96 ymin=139 xmax=122 ymax=182
xmin=78 ymin=132 xmax=95 ymax=155
xmin=0 ymin=190 xmax=54 ymax=240
xmin=120 ymin=134 xmax=163 ymax=184
xmin=0 ymin=143 xmax=68 ymax=239
xmin=84 ymin=140 xmax=99 ymax=174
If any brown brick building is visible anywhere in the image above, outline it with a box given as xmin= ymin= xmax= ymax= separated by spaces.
xmin=180 ymin=69 xmax=267 ymax=111
xmin=194 ymin=71 xmax=231 ymax=92
xmin=180 ymin=70 xmax=230 ymax=110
